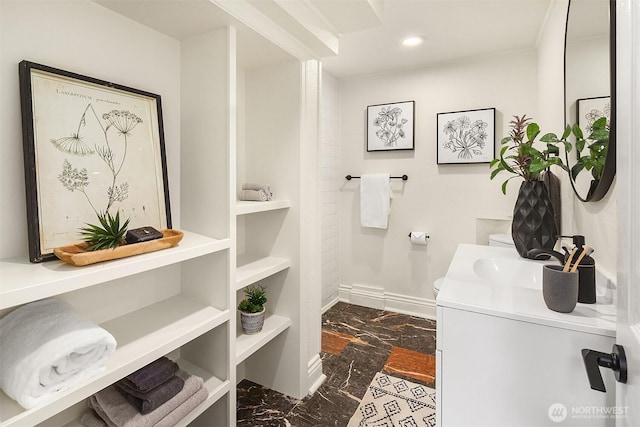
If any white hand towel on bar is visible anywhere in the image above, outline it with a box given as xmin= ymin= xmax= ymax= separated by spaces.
xmin=360 ymin=173 xmax=392 ymax=229
xmin=0 ymin=298 xmax=117 ymax=409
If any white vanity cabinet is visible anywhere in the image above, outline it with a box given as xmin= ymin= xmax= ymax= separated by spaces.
xmin=436 ymin=244 xmax=617 ymax=427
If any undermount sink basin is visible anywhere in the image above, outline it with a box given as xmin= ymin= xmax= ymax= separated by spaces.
xmin=472 ymin=257 xmax=544 ymax=289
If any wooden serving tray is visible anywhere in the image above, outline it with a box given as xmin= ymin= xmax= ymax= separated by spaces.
xmin=53 ymin=229 xmax=184 ymax=266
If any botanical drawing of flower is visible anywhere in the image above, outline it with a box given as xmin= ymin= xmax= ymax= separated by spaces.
xmin=372 ymin=106 xmax=408 ymax=146
xmin=442 ymin=115 xmax=488 ymax=159
xmin=584 ymin=102 xmax=610 ymax=132
xmin=51 ymin=104 xmax=143 ymax=215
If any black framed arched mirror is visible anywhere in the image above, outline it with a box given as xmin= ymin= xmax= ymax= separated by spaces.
xmin=564 ymin=0 xmax=616 ymax=202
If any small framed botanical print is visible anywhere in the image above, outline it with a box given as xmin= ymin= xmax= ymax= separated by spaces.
xmin=367 ymin=101 xmax=415 ymax=151
xmin=437 ymin=107 xmax=495 ymax=164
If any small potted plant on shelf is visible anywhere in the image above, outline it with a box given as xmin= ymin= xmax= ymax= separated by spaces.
xmin=238 ymin=285 xmax=267 ymax=334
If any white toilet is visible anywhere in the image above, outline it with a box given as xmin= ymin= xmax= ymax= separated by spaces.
xmin=433 ymin=277 xmax=445 ymax=298
xmin=488 ymin=233 xmax=515 ymax=248
xmin=433 ymin=233 xmax=516 ymax=298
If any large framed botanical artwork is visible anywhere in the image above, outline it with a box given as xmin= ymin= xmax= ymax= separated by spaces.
xmin=19 ymin=61 xmax=171 ymax=262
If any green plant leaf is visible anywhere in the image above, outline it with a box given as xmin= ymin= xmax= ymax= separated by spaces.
xmin=571 ymin=163 xmax=585 ymax=180
xmin=529 ymin=159 xmax=548 ymax=174
xmin=501 ymin=179 xmax=510 ymax=195
xmin=572 ymin=123 xmax=584 ymax=139
xmin=540 ymin=133 xmax=558 ymax=143
xmin=589 ymin=129 xmax=609 ymax=141
xmin=563 ymin=141 xmax=573 ymax=153
xmin=526 ymin=123 xmax=540 ymax=141
xmin=561 ymin=125 xmax=572 ymax=140
xmin=499 ymin=156 xmax=515 ymax=174
xmin=490 ymin=168 xmax=503 ymax=180
xmin=592 ymin=116 xmax=607 ymax=129
xmin=521 ymin=144 xmax=543 ymax=158
xmin=79 ymin=210 xmax=130 ymax=251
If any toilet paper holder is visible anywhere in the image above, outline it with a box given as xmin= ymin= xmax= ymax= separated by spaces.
xmin=408 ymin=232 xmax=430 ymax=241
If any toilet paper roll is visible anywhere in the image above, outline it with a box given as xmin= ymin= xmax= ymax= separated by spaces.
xmin=410 ymin=231 xmax=428 ymax=245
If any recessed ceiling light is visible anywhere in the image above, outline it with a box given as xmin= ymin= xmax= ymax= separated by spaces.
xmin=402 ymin=36 xmax=425 ymax=47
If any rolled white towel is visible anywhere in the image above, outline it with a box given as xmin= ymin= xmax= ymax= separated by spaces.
xmin=0 ymin=298 xmax=117 ymax=409
xmin=242 ymin=183 xmax=272 ymax=200
xmin=238 ymin=189 xmax=269 ymax=201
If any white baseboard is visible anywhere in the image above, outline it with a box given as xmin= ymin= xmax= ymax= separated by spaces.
xmin=338 ymin=283 xmax=437 ymax=320
xmin=307 ymin=354 xmax=326 ymax=395
xmin=322 ymin=296 xmax=340 ymax=314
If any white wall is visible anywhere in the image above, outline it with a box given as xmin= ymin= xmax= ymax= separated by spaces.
xmin=338 ymin=50 xmax=538 ymax=313
xmin=0 ymin=0 xmax=181 ymax=260
xmin=319 ymin=71 xmax=341 ymax=308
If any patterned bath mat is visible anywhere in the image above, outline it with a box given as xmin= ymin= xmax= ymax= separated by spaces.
xmin=347 ymin=372 xmax=436 ymax=427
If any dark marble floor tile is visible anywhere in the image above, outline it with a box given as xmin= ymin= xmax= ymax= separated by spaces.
xmin=237 ymin=302 xmax=438 ymax=426
xmin=285 ymin=385 xmax=360 ymax=427
xmin=237 ymin=380 xmax=298 ymax=427
xmin=322 ymin=342 xmax=389 ymax=399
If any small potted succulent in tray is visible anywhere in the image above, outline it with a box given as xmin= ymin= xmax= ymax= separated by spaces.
xmin=238 ymin=285 xmax=267 ymax=334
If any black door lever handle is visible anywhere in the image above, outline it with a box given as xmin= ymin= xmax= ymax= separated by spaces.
xmin=581 ymin=344 xmax=628 ymax=392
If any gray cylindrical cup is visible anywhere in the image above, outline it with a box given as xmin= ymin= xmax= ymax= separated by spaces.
xmin=543 ymin=265 xmax=579 ymax=313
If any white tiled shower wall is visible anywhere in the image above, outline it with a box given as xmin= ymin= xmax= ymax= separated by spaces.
xmin=320 ymin=71 xmax=341 ymax=308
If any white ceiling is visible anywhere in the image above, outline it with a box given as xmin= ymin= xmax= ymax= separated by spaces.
xmin=320 ymin=0 xmax=554 ymax=79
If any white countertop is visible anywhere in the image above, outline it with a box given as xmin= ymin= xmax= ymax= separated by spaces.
xmin=437 ymin=244 xmax=616 ymax=337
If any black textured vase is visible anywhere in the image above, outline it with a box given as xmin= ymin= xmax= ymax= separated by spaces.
xmin=512 ymin=180 xmax=558 ymax=258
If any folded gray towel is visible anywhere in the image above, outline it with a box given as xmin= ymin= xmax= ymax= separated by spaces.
xmin=81 ymin=385 xmax=207 ymax=427
xmin=80 ymin=409 xmax=107 ymax=427
xmin=116 ymin=374 xmax=184 ymax=414
xmin=238 ymin=189 xmax=269 ymax=201
xmin=155 ymin=386 xmax=208 ymax=427
xmin=242 ymin=183 xmax=272 ymax=200
xmin=86 ymin=369 xmax=203 ymax=427
xmin=119 ymin=357 xmax=178 ymax=393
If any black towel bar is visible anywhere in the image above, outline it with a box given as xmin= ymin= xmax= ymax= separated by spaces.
xmin=345 ymin=174 xmax=408 ymax=181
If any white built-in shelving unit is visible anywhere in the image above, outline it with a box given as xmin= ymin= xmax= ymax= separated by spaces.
xmin=0 ymin=0 xmax=324 ymax=425
xmin=235 ymin=200 xmax=291 ymax=216
xmin=0 ymin=235 xmax=231 ymax=426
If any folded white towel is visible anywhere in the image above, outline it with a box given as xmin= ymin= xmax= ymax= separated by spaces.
xmin=238 ymin=189 xmax=269 ymax=201
xmin=0 ymin=298 xmax=117 ymax=409
xmin=360 ymin=174 xmax=392 ymax=229
xmin=242 ymin=183 xmax=273 ymax=200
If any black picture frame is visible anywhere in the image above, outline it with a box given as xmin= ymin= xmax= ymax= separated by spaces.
xmin=576 ymin=96 xmax=610 ymax=134
xmin=436 ymin=107 xmax=496 ymax=164
xmin=366 ymin=100 xmax=415 ymax=151
xmin=19 ymin=61 xmax=171 ymax=262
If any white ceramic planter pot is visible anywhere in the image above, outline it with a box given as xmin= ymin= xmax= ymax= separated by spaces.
xmin=240 ymin=308 xmax=265 ymax=334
